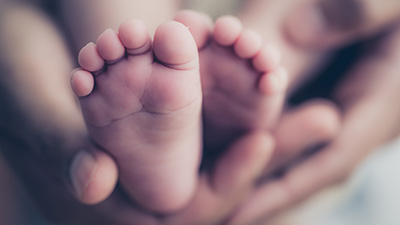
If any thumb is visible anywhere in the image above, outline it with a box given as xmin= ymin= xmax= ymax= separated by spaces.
xmin=69 ymin=147 xmax=118 ymax=205
xmin=285 ymin=0 xmax=400 ymax=48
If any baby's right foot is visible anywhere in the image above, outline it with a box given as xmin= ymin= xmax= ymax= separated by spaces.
xmin=71 ymin=19 xmax=202 ymax=212
xmin=175 ymin=11 xmax=288 ymax=151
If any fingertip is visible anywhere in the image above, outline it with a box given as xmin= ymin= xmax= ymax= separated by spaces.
xmin=70 ymin=149 xmax=118 ymax=205
xmin=226 ymin=181 xmax=289 ymax=225
xmin=303 ymin=99 xmax=342 ymax=140
xmin=213 ymin=131 xmax=275 ymax=194
xmin=247 ymin=132 xmax=275 ymax=176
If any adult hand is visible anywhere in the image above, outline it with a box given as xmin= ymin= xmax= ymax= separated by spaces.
xmin=0 ymin=104 xmax=274 ymax=225
xmin=71 ymin=131 xmax=274 ymax=225
xmin=227 ymin=25 xmax=400 ymax=225
xmin=285 ymin=0 xmax=400 ymax=48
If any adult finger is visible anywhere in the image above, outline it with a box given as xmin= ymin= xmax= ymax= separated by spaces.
xmin=0 ymin=3 xmax=118 ymax=207
xmin=89 ymin=132 xmax=275 ymax=225
xmin=163 ymin=132 xmax=274 ymax=225
xmin=266 ymin=99 xmax=341 ymax=173
xmin=228 ymin=96 xmax=398 ymax=225
xmin=285 ymin=0 xmax=400 ymax=48
xmin=227 ymin=101 xmax=390 ymax=225
xmin=69 ymin=147 xmax=118 ymax=205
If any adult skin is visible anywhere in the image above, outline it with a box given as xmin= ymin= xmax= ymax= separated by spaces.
xmin=228 ymin=0 xmax=400 ymax=223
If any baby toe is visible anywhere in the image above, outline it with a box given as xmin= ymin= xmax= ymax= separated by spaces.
xmin=259 ymin=66 xmax=288 ymax=95
xmin=153 ymin=21 xmax=198 ymax=70
xmin=234 ymin=29 xmax=263 ymax=59
xmin=213 ymin=15 xmax=242 ymax=46
xmin=78 ymin=42 xmax=104 ymax=72
xmin=71 ymin=69 xmax=95 ymax=97
xmin=118 ymin=19 xmax=152 ymax=55
xmin=253 ymin=44 xmax=282 ymax=72
xmin=96 ymin=29 xmax=125 ymax=63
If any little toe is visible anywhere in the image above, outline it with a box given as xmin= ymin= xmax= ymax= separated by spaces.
xmin=118 ymin=19 xmax=152 ymax=55
xmin=96 ymin=29 xmax=125 ymax=63
xmin=71 ymin=69 xmax=95 ymax=97
xmin=153 ymin=21 xmax=198 ymax=69
xmin=213 ymin=15 xmax=242 ymax=46
xmin=174 ymin=10 xmax=213 ymax=49
xmin=78 ymin=42 xmax=104 ymax=72
xmin=259 ymin=66 xmax=288 ymax=95
xmin=234 ymin=29 xmax=263 ymax=59
xmin=253 ymin=44 xmax=281 ymax=72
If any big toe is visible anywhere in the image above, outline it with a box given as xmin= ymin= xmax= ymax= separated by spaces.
xmin=153 ymin=21 xmax=198 ymax=70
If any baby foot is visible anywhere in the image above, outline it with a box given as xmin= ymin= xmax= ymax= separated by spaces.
xmin=71 ymin=19 xmax=202 ymax=212
xmin=175 ymin=11 xmax=288 ymax=151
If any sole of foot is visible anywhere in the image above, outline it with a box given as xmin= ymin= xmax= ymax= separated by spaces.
xmin=71 ymin=18 xmax=202 ymax=213
xmin=175 ymin=10 xmax=288 ymax=151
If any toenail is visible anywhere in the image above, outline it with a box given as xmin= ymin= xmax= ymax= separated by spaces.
xmin=105 ymin=57 xmax=124 ymax=65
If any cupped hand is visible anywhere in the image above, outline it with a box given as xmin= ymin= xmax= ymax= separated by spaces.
xmin=227 ymin=24 xmax=400 ymax=225
xmin=1 ymin=104 xmax=274 ymax=225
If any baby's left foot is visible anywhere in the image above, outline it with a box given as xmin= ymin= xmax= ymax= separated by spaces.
xmin=175 ymin=11 xmax=288 ymax=150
